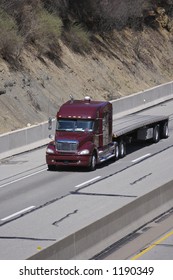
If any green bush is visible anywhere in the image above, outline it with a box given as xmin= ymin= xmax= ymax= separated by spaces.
xmin=39 ymin=9 xmax=62 ymax=40
xmin=0 ymin=8 xmax=16 ymax=30
xmin=31 ymin=9 xmax=63 ymax=55
xmin=63 ymin=23 xmax=91 ymax=53
xmin=0 ymin=9 xmax=23 ymax=61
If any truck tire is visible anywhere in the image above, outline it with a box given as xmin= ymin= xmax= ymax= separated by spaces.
xmin=113 ymin=144 xmax=119 ymax=161
xmin=89 ymin=153 xmax=96 ymax=171
xmin=115 ymin=144 xmax=119 ymax=160
xmin=153 ymin=125 xmax=160 ymax=143
xmin=161 ymin=122 xmax=169 ymax=138
xmin=118 ymin=141 xmax=126 ymax=158
xmin=112 ymin=144 xmax=119 ymax=162
xmin=48 ymin=164 xmax=56 ymax=171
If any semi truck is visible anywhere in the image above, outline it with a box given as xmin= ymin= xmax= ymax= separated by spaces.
xmin=46 ymin=96 xmax=169 ymax=171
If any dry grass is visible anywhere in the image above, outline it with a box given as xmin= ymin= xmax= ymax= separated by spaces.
xmin=0 ymin=9 xmax=23 ymax=62
xmin=30 ymin=10 xmax=63 ymax=55
xmin=63 ymin=24 xmax=91 ymax=54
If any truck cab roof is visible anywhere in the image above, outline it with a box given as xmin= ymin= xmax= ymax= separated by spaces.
xmin=57 ymin=98 xmax=110 ymax=119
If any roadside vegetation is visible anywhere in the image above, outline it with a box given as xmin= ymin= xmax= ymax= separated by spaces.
xmin=0 ymin=0 xmax=173 ymax=67
xmin=0 ymin=0 xmax=173 ymax=134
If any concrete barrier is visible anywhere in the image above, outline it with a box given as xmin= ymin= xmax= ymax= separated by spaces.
xmin=29 ymin=180 xmax=173 ymax=260
xmin=112 ymin=81 xmax=173 ymax=117
xmin=0 ymin=122 xmax=51 ymax=160
xmin=0 ymin=81 xmax=173 ymax=160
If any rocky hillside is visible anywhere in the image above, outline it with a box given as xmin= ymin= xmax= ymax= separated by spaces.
xmin=0 ymin=1 xmax=173 ymax=134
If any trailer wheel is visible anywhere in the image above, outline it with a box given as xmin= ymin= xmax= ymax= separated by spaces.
xmin=153 ymin=125 xmax=160 ymax=143
xmin=161 ymin=122 xmax=169 ymax=138
xmin=115 ymin=144 xmax=119 ymax=160
xmin=89 ymin=153 xmax=96 ymax=171
xmin=113 ymin=143 xmax=119 ymax=161
xmin=119 ymin=141 xmax=126 ymax=158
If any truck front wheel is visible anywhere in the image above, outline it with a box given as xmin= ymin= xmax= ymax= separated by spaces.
xmin=89 ymin=153 xmax=96 ymax=171
xmin=48 ymin=164 xmax=56 ymax=171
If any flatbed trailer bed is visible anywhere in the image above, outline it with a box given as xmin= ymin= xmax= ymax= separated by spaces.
xmin=112 ymin=113 xmax=169 ymax=138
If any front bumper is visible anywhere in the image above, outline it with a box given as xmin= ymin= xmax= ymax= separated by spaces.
xmin=46 ymin=153 xmax=91 ymax=167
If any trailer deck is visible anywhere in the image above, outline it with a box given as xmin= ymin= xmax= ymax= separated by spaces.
xmin=112 ymin=113 xmax=169 ymax=137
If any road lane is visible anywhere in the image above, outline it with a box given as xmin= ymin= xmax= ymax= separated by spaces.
xmin=0 ymin=168 xmax=46 ymax=189
xmin=0 ymin=135 xmax=171 ymax=224
xmin=1 ymin=206 xmax=36 ymax=221
xmin=99 ymin=209 xmax=173 ymax=260
xmin=131 ymin=153 xmax=151 ymax=163
xmin=132 ymin=229 xmax=173 ymax=260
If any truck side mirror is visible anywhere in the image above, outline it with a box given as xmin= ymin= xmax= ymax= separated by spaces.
xmin=48 ymin=117 xmax=52 ymax=130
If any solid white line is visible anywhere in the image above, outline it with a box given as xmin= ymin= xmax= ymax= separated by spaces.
xmin=0 ymin=169 xmax=47 ymax=189
xmin=132 ymin=153 xmax=151 ymax=163
xmin=75 ymin=176 xmax=101 ymax=188
xmin=1 ymin=206 xmax=35 ymax=221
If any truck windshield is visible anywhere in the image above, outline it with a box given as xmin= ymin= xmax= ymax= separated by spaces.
xmin=56 ymin=119 xmax=94 ymax=132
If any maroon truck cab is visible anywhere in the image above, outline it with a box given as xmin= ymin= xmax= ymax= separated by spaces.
xmin=46 ymin=97 xmax=118 ymax=171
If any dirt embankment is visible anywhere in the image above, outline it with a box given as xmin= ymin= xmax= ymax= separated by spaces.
xmin=0 ymin=22 xmax=173 ymax=134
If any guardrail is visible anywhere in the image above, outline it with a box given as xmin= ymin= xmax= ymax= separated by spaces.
xmin=0 ymin=81 xmax=173 ymax=160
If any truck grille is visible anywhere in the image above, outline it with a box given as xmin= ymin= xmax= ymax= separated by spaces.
xmin=56 ymin=140 xmax=78 ymax=152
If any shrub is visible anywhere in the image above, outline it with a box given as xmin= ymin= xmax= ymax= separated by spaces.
xmin=0 ymin=9 xmax=23 ymax=62
xmin=69 ymin=0 xmax=145 ymax=31
xmin=38 ymin=9 xmax=62 ymax=40
xmin=29 ymin=9 xmax=63 ymax=56
xmin=63 ymin=23 xmax=91 ymax=53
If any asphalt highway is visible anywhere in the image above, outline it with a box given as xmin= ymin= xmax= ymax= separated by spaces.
xmin=0 ymin=99 xmax=173 ymax=259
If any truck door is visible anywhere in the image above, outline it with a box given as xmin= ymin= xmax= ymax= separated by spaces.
xmin=94 ymin=118 xmax=100 ymax=147
xmin=102 ymin=112 xmax=109 ymax=146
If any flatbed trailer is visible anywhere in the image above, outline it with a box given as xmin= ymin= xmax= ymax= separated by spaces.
xmin=111 ymin=113 xmax=169 ymax=158
xmin=113 ymin=113 xmax=169 ymax=137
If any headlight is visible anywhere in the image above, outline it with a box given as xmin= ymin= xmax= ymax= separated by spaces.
xmin=46 ymin=147 xmax=55 ymax=154
xmin=78 ymin=149 xmax=90 ymax=155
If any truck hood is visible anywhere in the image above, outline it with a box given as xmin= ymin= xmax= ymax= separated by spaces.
xmin=55 ymin=131 xmax=93 ymax=146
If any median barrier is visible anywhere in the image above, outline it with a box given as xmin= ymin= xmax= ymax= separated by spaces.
xmin=28 ymin=179 xmax=173 ymax=260
xmin=0 ymin=81 xmax=173 ymax=160
xmin=112 ymin=81 xmax=173 ymax=117
xmin=0 ymin=122 xmax=50 ymax=160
